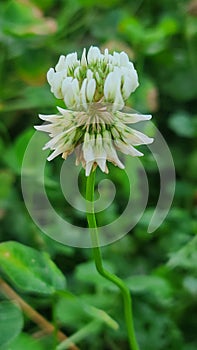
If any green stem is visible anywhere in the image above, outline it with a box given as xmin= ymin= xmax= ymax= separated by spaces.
xmin=86 ymin=170 xmax=140 ymax=350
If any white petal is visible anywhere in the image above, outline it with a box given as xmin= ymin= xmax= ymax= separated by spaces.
xmin=121 ymin=67 xmax=139 ymax=99
xmin=51 ymin=71 xmax=65 ymax=98
xmin=47 ymin=147 xmax=64 ymax=161
xmin=38 ymin=114 xmax=61 ymax=122
xmin=112 ymin=88 xmax=125 ymax=112
xmin=34 ymin=124 xmax=53 ymax=133
xmin=114 ymin=140 xmax=143 ymax=157
xmin=122 ymin=128 xmax=154 ymax=145
xmin=112 ymin=51 xmax=120 ymax=66
xmin=85 ymin=161 xmax=94 ymax=176
xmin=55 ymin=55 xmax=66 ymax=71
xmin=83 ymin=133 xmax=95 ymax=162
xmin=104 ymin=69 xmax=121 ymax=101
xmin=81 ymin=48 xmax=87 ymax=67
xmin=87 ymin=46 xmax=101 ymax=64
xmin=94 ymin=134 xmax=107 ymax=172
xmin=61 ymin=77 xmax=73 ymax=96
xmin=87 ymin=69 xmax=93 ymax=80
xmin=47 ymin=68 xmax=55 ymax=85
xmin=62 ymin=78 xmax=78 ymax=108
xmin=65 ymin=52 xmax=79 ymax=68
xmin=74 ymin=66 xmax=80 ymax=79
xmin=86 ymin=78 xmax=96 ymax=102
xmin=119 ymin=52 xmax=129 ymax=66
xmin=80 ymin=78 xmax=88 ymax=110
xmin=115 ymin=111 xmax=152 ymax=124
xmin=72 ymin=78 xmax=80 ymax=106
xmin=103 ymin=131 xmax=124 ymax=169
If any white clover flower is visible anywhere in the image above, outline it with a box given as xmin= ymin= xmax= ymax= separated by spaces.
xmin=35 ymin=46 xmax=153 ymax=176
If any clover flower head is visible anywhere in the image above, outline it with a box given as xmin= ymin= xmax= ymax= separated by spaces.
xmin=35 ymin=46 xmax=153 ymax=175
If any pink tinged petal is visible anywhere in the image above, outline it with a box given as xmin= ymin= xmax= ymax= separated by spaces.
xmin=86 ymin=78 xmax=96 ymax=102
xmin=114 ymin=139 xmax=143 ymax=157
xmin=116 ymin=111 xmax=152 ymax=124
xmin=75 ymin=145 xmax=86 ymax=167
xmin=55 ymin=55 xmax=66 ymax=71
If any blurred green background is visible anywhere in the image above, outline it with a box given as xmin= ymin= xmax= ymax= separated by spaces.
xmin=0 ymin=0 xmax=197 ymax=349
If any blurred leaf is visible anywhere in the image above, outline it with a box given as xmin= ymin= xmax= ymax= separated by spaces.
xmin=0 ymin=301 xmax=23 ymax=347
xmin=183 ymin=276 xmax=197 ymax=296
xmin=135 ymin=301 xmax=183 ymax=349
xmin=2 ymin=333 xmax=44 ymax=350
xmin=55 ymin=292 xmax=118 ymax=330
xmin=2 ymin=86 xmax=55 ymax=112
xmin=74 ymin=260 xmax=117 ymax=291
xmin=0 ymin=170 xmax=14 ymax=202
xmin=55 ymin=293 xmax=90 ymax=328
xmin=78 ymin=0 xmax=120 ymax=8
xmin=15 ymin=51 xmax=49 ymax=85
xmin=126 ymin=275 xmax=172 ymax=300
xmin=0 ymin=241 xmax=66 ymax=294
xmin=168 ymin=112 xmax=196 ymax=137
xmin=168 ymin=236 xmax=197 ymax=271
xmin=132 ymin=77 xmax=158 ymax=113
xmin=3 ymin=128 xmax=34 ymax=174
xmin=2 ymin=0 xmax=57 ymax=36
xmin=118 ymin=17 xmax=144 ymax=46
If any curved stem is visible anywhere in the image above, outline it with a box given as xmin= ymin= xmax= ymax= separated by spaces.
xmin=86 ymin=170 xmax=140 ymax=350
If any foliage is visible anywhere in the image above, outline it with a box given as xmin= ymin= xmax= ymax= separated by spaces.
xmin=0 ymin=0 xmax=197 ymax=349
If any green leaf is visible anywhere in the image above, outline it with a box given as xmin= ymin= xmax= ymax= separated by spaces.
xmin=125 ymin=275 xmax=172 ymax=300
xmin=55 ymin=292 xmax=118 ymax=330
xmin=168 ymin=236 xmax=197 ymax=272
xmin=74 ymin=260 xmax=117 ymax=291
xmin=3 ymin=128 xmax=34 ymax=174
xmin=0 ymin=170 xmax=14 ymax=204
xmin=168 ymin=112 xmax=196 ymax=137
xmin=0 ymin=241 xmax=66 ymax=294
xmin=0 ymin=301 xmax=23 ymax=347
xmin=2 ymin=0 xmax=57 ymax=36
xmin=2 ymin=333 xmax=45 ymax=350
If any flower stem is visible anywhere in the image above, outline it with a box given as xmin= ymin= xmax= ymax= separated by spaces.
xmin=86 ymin=170 xmax=140 ymax=350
